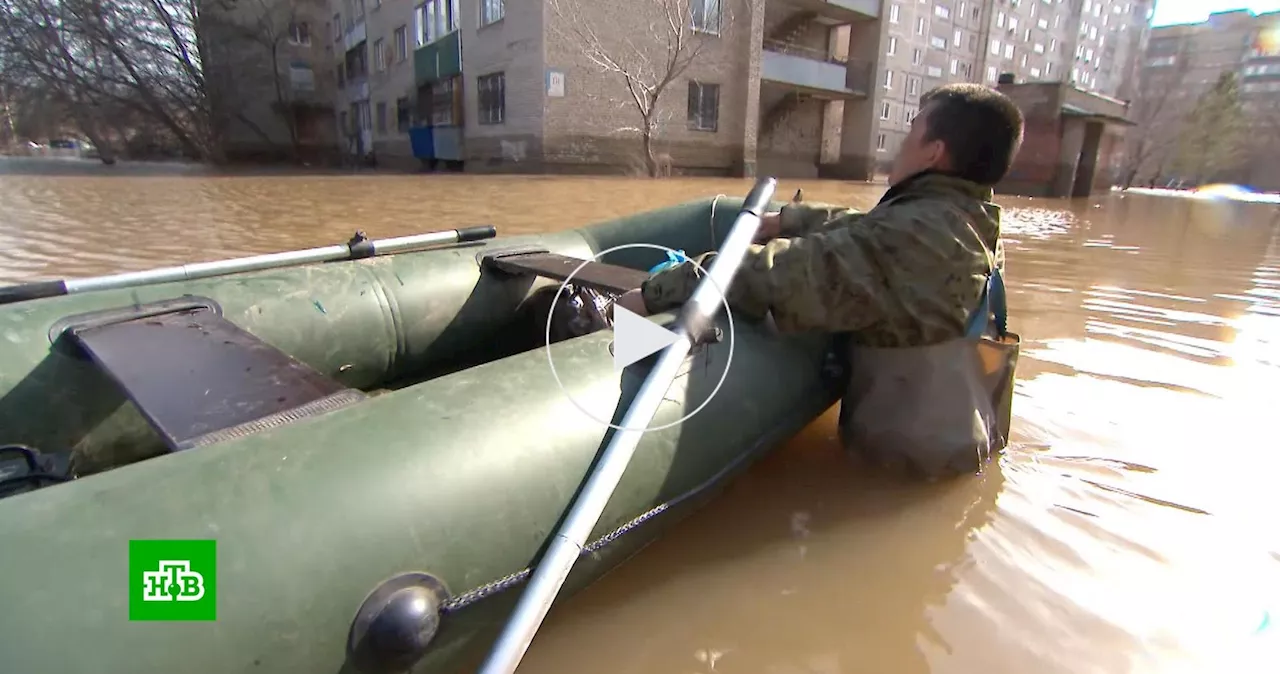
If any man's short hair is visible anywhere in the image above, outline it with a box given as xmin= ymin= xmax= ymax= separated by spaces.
xmin=919 ymin=83 xmax=1025 ymax=185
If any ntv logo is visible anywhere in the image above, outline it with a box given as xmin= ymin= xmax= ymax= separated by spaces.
xmin=142 ymin=560 xmax=205 ymax=602
xmin=129 ymin=540 xmax=217 ymax=621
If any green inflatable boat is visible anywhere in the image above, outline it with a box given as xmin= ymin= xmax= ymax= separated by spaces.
xmin=0 ymin=195 xmax=842 ymax=674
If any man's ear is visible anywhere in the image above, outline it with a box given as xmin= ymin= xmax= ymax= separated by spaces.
xmin=926 ymin=139 xmax=949 ymax=170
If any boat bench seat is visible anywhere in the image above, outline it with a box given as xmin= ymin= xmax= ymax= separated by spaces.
xmin=481 ymin=250 xmax=650 ymax=295
xmin=53 ymin=297 xmax=366 ymax=452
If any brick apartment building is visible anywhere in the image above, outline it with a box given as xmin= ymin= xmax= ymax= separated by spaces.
xmin=202 ymin=0 xmax=339 ymax=162
xmin=875 ymin=0 xmax=1151 ymax=173
xmin=325 ymin=0 xmax=884 ymax=177
xmin=315 ymin=0 xmax=1151 ymax=178
xmin=1135 ymin=9 xmax=1280 ymax=190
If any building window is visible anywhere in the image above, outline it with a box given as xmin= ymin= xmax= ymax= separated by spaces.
xmin=376 ymin=101 xmax=387 ymax=133
xmin=876 ymin=133 xmax=886 ymax=151
xmin=990 ymin=39 xmax=1000 ymax=55
xmin=880 ymin=101 xmax=891 ymax=120
xmin=997 ymin=11 xmax=1005 ymax=27
xmin=912 ymin=48 xmax=922 ymax=65
xmin=971 ymin=5 xmax=979 ymax=18
xmin=904 ymin=105 xmax=917 ymax=122
xmin=394 ymin=25 xmax=408 ymax=62
xmin=1046 ymin=62 xmax=1053 ymax=75
xmin=930 ymin=35 xmax=946 ymax=49
xmin=1009 ymin=17 xmax=1017 ymax=32
xmin=288 ymin=22 xmax=311 ymax=46
xmin=480 ymin=0 xmax=503 ymax=26
xmin=1030 ymin=66 xmax=1042 ymax=78
xmin=396 ymin=97 xmax=412 ymax=131
xmin=953 ymin=29 xmax=962 ymax=47
xmin=935 ymin=4 xmax=949 ymax=18
xmin=692 ymin=0 xmax=721 ymax=34
xmin=417 ymin=0 xmax=458 ymax=46
xmin=889 ymin=3 xmax=899 ymax=23
xmin=987 ymin=65 xmax=997 ymax=82
xmin=915 ymin=17 xmax=925 ymax=35
xmin=926 ymin=65 xmax=942 ymax=77
xmin=1004 ymin=43 xmax=1013 ymax=59
xmin=1033 ymin=42 xmax=1044 ymax=53
xmin=888 ymin=36 xmax=897 ymax=55
xmin=884 ymin=69 xmax=894 ymax=89
xmin=333 ymin=13 xmax=342 ymax=41
xmin=1050 ymin=38 xmax=1056 ymax=51
xmin=478 ymin=72 xmax=505 ymax=125
xmin=960 ymin=1 xmax=966 ymax=16
xmin=289 ymin=63 xmax=315 ymax=91
xmin=687 ymin=81 xmax=719 ymax=131
xmin=374 ymin=38 xmax=386 ymax=72
xmin=950 ymin=58 xmax=958 ymax=74
xmin=908 ymin=76 xmax=919 ymax=95
xmin=1021 ymin=53 xmax=1028 ymax=67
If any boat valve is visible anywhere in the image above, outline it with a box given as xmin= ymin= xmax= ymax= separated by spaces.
xmin=346 ymin=572 xmax=449 ymax=674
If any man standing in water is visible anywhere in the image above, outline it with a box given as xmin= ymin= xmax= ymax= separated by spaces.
xmin=615 ymin=83 xmax=1025 ymax=476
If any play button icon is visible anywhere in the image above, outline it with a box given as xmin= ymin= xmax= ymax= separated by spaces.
xmin=611 ymin=305 xmax=682 ymax=373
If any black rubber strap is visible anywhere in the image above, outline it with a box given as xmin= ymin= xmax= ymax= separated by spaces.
xmin=0 ymin=280 xmax=68 ymax=306
xmin=457 ymin=225 xmax=497 ymax=243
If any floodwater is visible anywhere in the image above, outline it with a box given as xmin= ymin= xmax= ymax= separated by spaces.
xmin=2 ymin=157 xmax=1278 ymax=673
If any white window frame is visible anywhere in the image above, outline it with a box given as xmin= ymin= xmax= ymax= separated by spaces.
xmin=691 ymin=0 xmax=721 ymax=35
xmin=288 ymin=21 xmax=311 ymax=46
xmin=480 ymin=0 xmax=504 ymax=27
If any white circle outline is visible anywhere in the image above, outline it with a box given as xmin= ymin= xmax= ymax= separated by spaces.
xmin=543 ymin=243 xmax=736 ymax=433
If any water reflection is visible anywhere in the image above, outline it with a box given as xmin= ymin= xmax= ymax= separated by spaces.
xmin=1 ymin=157 xmax=1278 ymax=673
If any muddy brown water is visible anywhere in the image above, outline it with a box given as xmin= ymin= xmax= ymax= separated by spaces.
xmin=3 ymin=157 xmax=1279 ymax=673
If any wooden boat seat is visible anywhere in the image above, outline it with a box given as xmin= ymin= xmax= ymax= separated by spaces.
xmin=480 ymin=248 xmax=650 ymax=294
xmin=52 ymin=297 xmax=366 ymax=452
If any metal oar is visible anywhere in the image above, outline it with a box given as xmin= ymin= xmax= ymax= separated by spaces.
xmin=0 ymin=225 xmax=497 ymax=305
xmin=477 ymin=177 xmax=777 ymax=674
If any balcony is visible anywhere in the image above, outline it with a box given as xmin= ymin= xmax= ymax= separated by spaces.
xmin=343 ymin=75 xmax=369 ymax=102
xmin=761 ymin=41 xmax=872 ymax=97
xmin=785 ymin=0 xmax=880 ymax=21
xmin=343 ymin=20 xmax=366 ymax=53
xmin=414 ymin=31 xmax=462 ymax=87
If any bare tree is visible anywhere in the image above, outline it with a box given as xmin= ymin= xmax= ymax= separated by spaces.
xmin=1171 ymin=71 xmax=1248 ymax=185
xmin=1119 ymin=50 xmax=1191 ymax=188
xmin=0 ymin=0 xmax=241 ymax=162
xmin=548 ymin=0 xmax=727 ymax=177
xmin=202 ymin=0 xmax=308 ymax=160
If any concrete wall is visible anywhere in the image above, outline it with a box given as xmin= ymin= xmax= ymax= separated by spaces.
xmin=366 ymin=0 xmax=418 ymax=166
xmin=994 ymin=81 xmax=1063 ymax=196
xmin=758 ymin=92 xmax=826 ymax=178
xmin=459 ymin=0 xmax=547 ymax=171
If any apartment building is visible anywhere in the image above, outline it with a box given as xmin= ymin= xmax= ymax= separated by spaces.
xmin=327 ymin=0 xmax=888 ymax=177
xmin=203 ymin=0 xmax=338 ymax=161
xmin=1137 ymin=9 xmax=1280 ymax=189
xmin=874 ymin=0 xmax=1151 ymax=169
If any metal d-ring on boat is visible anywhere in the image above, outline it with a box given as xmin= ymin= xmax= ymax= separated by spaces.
xmin=477 ymin=177 xmax=778 ymax=674
xmin=0 ymin=225 xmax=498 ymax=305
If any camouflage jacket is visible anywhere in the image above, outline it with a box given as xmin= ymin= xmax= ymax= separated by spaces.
xmin=639 ymin=171 xmax=1006 ymax=348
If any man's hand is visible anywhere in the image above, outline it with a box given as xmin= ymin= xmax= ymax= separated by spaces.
xmin=612 ymin=288 xmax=649 ymax=318
xmin=754 ymin=212 xmax=782 ymax=244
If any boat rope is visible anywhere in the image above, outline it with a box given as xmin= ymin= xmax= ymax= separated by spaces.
xmin=438 ymin=394 xmax=827 ymax=615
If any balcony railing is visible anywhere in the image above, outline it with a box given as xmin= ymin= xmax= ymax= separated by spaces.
xmin=761 ymin=40 xmax=872 ymax=96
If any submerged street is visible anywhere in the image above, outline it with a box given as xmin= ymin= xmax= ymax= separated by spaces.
xmin=2 ymin=156 xmax=1278 ymax=673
